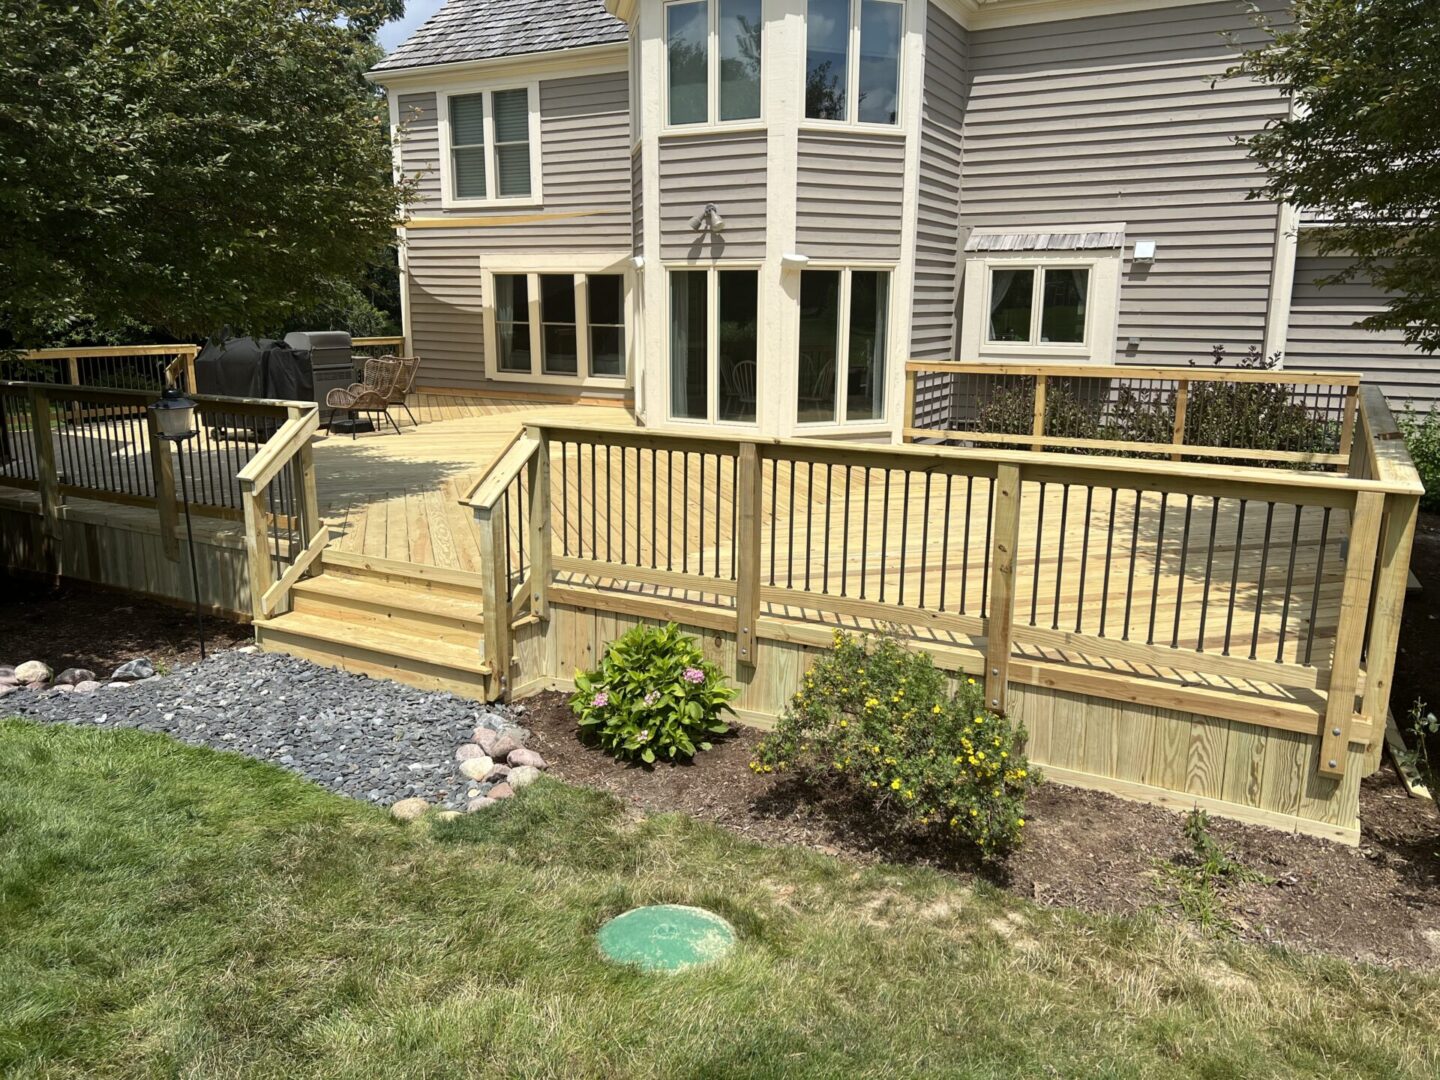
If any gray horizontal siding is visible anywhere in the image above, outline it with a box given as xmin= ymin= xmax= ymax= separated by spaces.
xmin=405 ymin=233 xmax=486 ymax=390
xmin=910 ymin=2 xmax=968 ymax=360
xmin=1286 ymin=255 xmax=1438 ymax=411
xmin=796 ymin=132 xmax=906 ymax=262
xmin=657 ymin=133 xmax=767 ymax=261
xmin=961 ymin=1 xmax=1291 ymax=364
xmin=395 ymin=71 xmax=631 ymax=248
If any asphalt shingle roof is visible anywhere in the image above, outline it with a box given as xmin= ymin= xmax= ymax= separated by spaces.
xmin=372 ymin=0 xmax=628 ymax=73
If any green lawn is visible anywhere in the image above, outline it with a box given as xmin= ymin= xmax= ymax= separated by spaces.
xmin=2 ymin=718 xmax=1438 ymax=1078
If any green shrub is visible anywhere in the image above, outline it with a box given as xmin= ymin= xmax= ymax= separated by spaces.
xmin=1397 ymin=699 xmax=1440 ymax=825
xmin=751 ymin=631 xmax=1039 ymax=855
xmin=1396 ymin=403 xmax=1440 ymax=512
xmin=571 ymin=623 xmax=736 ymax=764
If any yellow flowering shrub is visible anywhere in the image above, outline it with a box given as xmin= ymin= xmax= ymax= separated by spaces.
xmin=751 ymin=631 xmax=1039 ymax=854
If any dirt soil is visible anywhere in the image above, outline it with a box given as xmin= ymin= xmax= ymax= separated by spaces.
xmin=0 ymin=576 xmax=251 ymax=675
xmin=525 ymin=691 xmax=1440 ymax=971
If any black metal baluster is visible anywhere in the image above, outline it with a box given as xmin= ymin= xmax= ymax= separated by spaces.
xmin=1147 ymin=493 xmax=1168 ymax=646
xmin=1223 ymin=499 xmax=1247 ymax=655
xmin=1304 ymin=507 xmax=1332 ymax=666
xmin=1123 ymin=489 xmax=1141 ymax=641
xmin=841 ymin=465 xmax=851 ymax=597
xmin=1031 ymin=482 xmax=1046 ymax=625
xmin=860 ymin=466 xmax=870 ymax=599
xmin=961 ymin=475 xmax=972 ymax=615
xmin=1171 ymin=494 xmax=1193 ymax=648
xmin=1276 ymin=505 xmax=1303 ymax=663
xmin=1076 ymin=486 xmax=1093 ymax=633
xmin=1100 ymin=487 xmax=1116 ymax=638
xmin=878 ymin=469 xmax=891 ymax=604
xmin=1052 ymin=484 xmax=1069 ymax=631
xmin=1197 ymin=496 xmax=1220 ymax=652
xmin=768 ymin=458 xmax=778 ymax=586
xmin=899 ymin=470 xmax=912 ymax=607
xmin=1249 ymin=502 xmax=1276 ymax=660
xmin=981 ymin=476 xmax=993 ymax=618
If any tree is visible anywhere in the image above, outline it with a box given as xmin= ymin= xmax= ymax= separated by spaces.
xmin=0 ymin=0 xmax=412 ymax=347
xmin=1233 ymin=0 xmax=1440 ymax=352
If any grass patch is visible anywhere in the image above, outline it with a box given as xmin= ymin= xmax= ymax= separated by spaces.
xmin=1 ymin=718 xmax=1438 ymax=1077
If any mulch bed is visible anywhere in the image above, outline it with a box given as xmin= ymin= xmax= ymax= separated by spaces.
xmin=1391 ymin=509 xmax=1440 ymax=765
xmin=524 ymin=690 xmax=1440 ymax=971
xmin=0 ymin=577 xmax=251 ymax=674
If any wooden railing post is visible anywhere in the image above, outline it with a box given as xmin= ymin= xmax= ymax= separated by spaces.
xmin=477 ymin=505 xmax=512 ymax=700
xmin=147 ymin=410 xmax=181 ymax=560
xmin=984 ymin=463 xmax=1024 ymax=713
xmin=1170 ymin=379 xmax=1189 ymax=462
xmin=527 ymin=431 xmax=551 ymax=619
xmin=1317 ymin=490 xmax=1385 ymax=778
xmin=1030 ymin=373 xmax=1048 ymax=452
xmin=902 ymin=365 xmax=917 ymax=442
xmin=1337 ymin=383 xmax=1360 ymax=464
xmin=28 ymin=387 xmax=61 ymax=539
xmin=735 ymin=442 xmax=763 ymax=667
xmin=287 ymin=404 xmax=322 ymax=547
xmin=241 ymin=482 xmax=274 ymax=622
xmin=1360 ymin=491 xmax=1419 ymax=772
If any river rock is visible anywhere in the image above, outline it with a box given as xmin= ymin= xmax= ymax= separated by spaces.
xmin=473 ymin=727 xmax=499 ymax=754
xmin=15 ymin=661 xmax=52 ymax=684
xmin=489 ymin=734 xmax=523 ymax=761
xmin=458 ymin=755 xmax=495 ymax=781
xmin=484 ymin=763 xmax=511 ymax=784
xmin=389 ymin=797 xmax=431 ymax=822
xmin=507 ymin=748 xmax=547 ymax=769
xmin=74 ymin=680 xmax=104 ymax=693
xmin=111 ymin=658 xmax=156 ymax=681
xmin=465 ymin=796 xmax=498 ymax=812
xmin=455 ymin=743 xmax=487 ymax=761
xmin=54 ymin=668 xmax=97 ymax=686
xmin=508 ymin=765 xmax=541 ymax=790
xmin=487 ymin=782 xmax=514 ymax=800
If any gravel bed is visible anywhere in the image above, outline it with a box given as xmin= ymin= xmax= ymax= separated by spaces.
xmin=4 ymin=648 xmax=526 ymax=810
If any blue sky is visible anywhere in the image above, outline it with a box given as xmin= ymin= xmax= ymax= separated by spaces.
xmin=379 ymin=0 xmax=444 ymax=51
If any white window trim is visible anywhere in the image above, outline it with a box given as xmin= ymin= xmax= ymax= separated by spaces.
xmin=959 ymin=252 xmax=1121 ymax=363
xmin=793 ymin=264 xmax=894 ymax=428
xmin=661 ymin=0 xmax=765 ymax=134
xmin=481 ymin=255 xmax=635 ymax=389
xmin=437 ymin=81 xmax=544 ymax=210
xmin=801 ymin=0 xmax=906 ymax=131
xmin=664 ymin=264 xmax=764 ymax=428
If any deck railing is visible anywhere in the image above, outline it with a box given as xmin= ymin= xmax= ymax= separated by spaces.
xmin=905 ymin=361 xmax=1362 ymax=468
xmin=468 ymin=393 xmax=1420 ymax=780
xmin=235 ymin=405 xmax=326 ymax=620
xmin=351 ymin=336 xmax=406 ymax=361
xmin=1 ymin=344 xmax=200 ymax=394
xmin=0 ymin=380 xmax=299 ymax=560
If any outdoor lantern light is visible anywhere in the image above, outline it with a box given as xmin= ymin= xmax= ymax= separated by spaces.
xmin=687 ymin=203 xmax=724 ymax=233
xmin=149 ymin=385 xmax=206 ymax=660
xmin=148 ymin=386 xmax=198 ymax=440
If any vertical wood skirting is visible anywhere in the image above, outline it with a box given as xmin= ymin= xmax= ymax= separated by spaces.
xmin=735 ymin=442 xmax=763 ymax=667
xmin=985 ymin=463 xmax=1023 ymax=713
xmin=147 ymin=412 xmax=180 ymax=560
xmin=528 ymin=434 xmax=551 ymax=619
xmin=1318 ymin=491 xmax=1384 ymax=777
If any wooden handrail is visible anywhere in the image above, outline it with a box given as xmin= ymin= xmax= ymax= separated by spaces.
xmin=19 ymin=344 xmax=200 ymax=360
xmin=905 ymin=359 xmax=1363 ymax=387
xmin=466 ymin=431 xmax=540 ymax=511
xmin=237 ymin=408 xmax=320 ymax=492
xmin=351 ymin=336 xmax=405 ymax=348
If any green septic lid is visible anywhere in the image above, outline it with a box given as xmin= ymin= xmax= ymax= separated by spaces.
xmin=597 ymin=905 xmax=736 ymax=973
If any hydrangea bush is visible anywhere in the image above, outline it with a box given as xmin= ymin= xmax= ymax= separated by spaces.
xmin=571 ymin=623 xmax=736 ymax=764
xmin=751 ymin=631 xmax=1039 ymax=854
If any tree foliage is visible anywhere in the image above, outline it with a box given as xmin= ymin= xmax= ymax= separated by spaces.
xmin=0 ymin=0 xmax=411 ymax=346
xmin=1233 ymin=0 xmax=1440 ymax=352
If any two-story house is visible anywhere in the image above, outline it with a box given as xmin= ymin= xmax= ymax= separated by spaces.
xmin=368 ymin=0 xmax=1435 ymax=440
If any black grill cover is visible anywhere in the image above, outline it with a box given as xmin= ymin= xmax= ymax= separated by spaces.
xmin=194 ymin=335 xmax=315 ymax=402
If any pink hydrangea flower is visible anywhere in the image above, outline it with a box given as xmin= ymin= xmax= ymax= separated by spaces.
xmin=591 ymin=691 xmax=609 ymax=708
xmin=683 ymin=667 xmax=705 ymax=685
xmin=643 ymin=690 xmax=659 ymax=707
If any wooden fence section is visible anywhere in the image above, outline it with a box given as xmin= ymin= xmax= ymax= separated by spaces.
xmin=905 ymin=361 xmax=1362 ymax=468
xmin=470 ymin=391 xmax=1420 ymax=842
xmin=1 ymin=344 xmax=200 ymax=394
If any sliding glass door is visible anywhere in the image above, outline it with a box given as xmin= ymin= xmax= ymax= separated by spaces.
xmin=669 ymin=268 xmax=760 ymax=424
xmin=795 ymin=268 xmax=890 ymax=425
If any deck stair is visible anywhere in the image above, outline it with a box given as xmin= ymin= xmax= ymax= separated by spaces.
xmin=253 ymin=549 xmax=495 ymax=699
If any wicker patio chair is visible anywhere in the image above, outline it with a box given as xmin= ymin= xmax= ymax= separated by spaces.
xmin=382 ymin=354 xmax=421 ymax=427
xmin=325 ymin=356 xmax=403 ymax=438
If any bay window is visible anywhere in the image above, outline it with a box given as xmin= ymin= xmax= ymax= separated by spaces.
xmin=443 ymin=85 xmax=539 ymax=205
xmin=669 ymin=269 xmax=760 ymax=423
xmin=796 ymin=269 xmax=889 ymax=424
xmin=488 ymin=271 xmax=628 ymax=381
xmin=665 ymin=0 xmax=763 ymax=127
xmin=805 ymin=0 xmax=903 ymax=125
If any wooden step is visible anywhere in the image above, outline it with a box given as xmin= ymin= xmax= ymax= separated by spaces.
xmin=255 ymin=610 xmax=493 ymax=700
xmin=289 ymin=574 xmax=486 ymax=644
xmin=320 ymin=548 xmax=489 ymax=600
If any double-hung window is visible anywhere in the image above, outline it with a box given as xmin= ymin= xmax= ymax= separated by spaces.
xmin=665 ymin=0 xmax=763 ymax=127
xmin=986 ymin=267 xmax=1090 ymax=346
xmin=804 ymin=0 xmax=903 ymax=125
xmin=669 ymin=269 xmax=760 ymax=423
xmin=444 ymin=85 xmax=539 ymax=205
xmin=796 ymin=269 xmax=889 ymax=424
xmin=489 ymin=271 xmax=628 ymax=381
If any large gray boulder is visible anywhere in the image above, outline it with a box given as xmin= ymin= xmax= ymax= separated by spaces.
xmin=15 ymin=661 xmax=52 ymax=684
xmin=54 ymin=668 xmax=96 ymax=686
xmin=111 ymin=658 xmax=156 ymax=681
